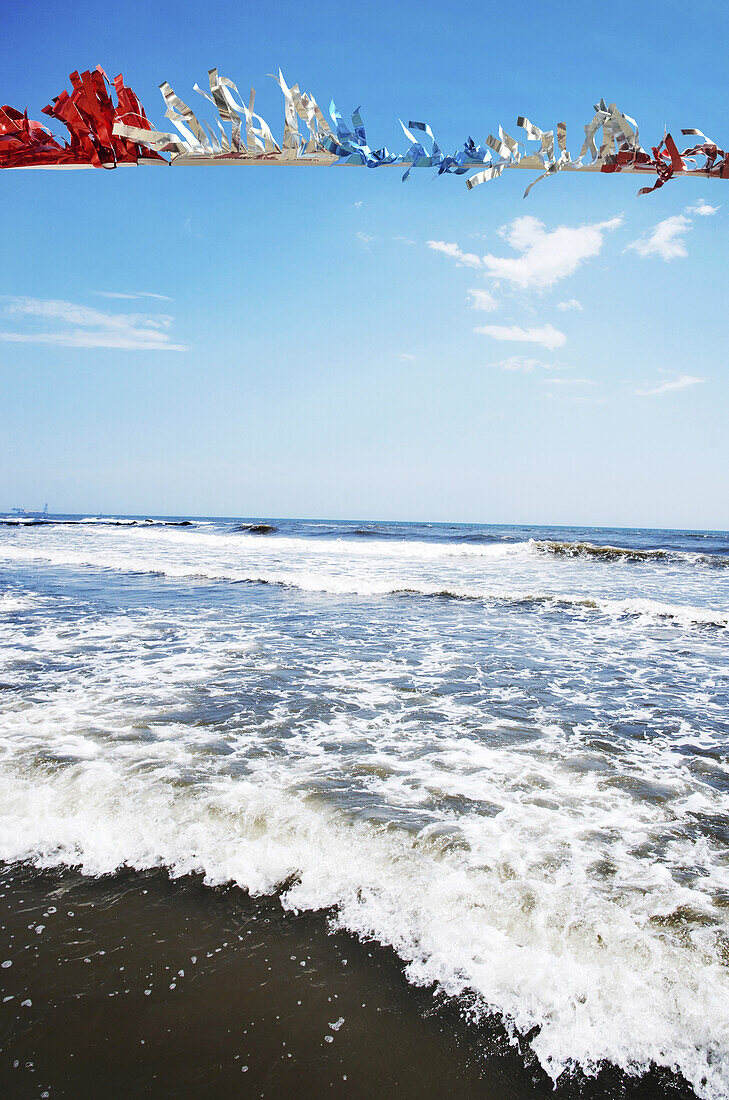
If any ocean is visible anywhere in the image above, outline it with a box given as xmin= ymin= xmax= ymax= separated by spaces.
xmin=0 ymin=515 xmax=727 ymax=1098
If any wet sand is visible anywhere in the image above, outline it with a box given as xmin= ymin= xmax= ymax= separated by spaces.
xmin=0 ymin=863 xmax=696 ymax=1099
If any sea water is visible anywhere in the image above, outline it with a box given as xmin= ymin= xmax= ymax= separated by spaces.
xmin=0 ymin=515 xmax=727 ymax=1097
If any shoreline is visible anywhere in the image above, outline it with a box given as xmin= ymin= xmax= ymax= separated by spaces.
xmin=0 ymin=863 xmax=696 ymax=1098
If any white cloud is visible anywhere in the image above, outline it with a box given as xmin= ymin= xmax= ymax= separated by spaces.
xmin=475 ymin=323 xmax=566 ymax=350
xmin=426 ymin=240 xmax=482 ymax=268
xmin=182 ymin=216 xmax=202 ymax=239
xmin=0 ymin=297 xmax=187 ymax=351
xmin=556 ymin=298 xmax=583 ymax=312
xmin=480 ymin=215 xmax=622 ymax=289
xmin=356 ymin=230 xmax=374 ymax=248
xmin=94 ymin=291 xmax=172 ymax=301
xmin=354 ymin=200 xmax=363 ymax=208
xmin=398 ymin=352 xmax=417 ymax=361
xmin=491 ymin=356 xmax=550 ymax=372
xmin=627 ymin=201 xmax=718 ymax=262
xmin=467 ymin=288 xmax=498 ymax=312
xmin=428 ymin=216 xmax=622 ymax=288
xmin=544 ymin=377 xmax=597 ymax=385
xmin=626 ymin=214 xmax=691 ymax=260
xmin=635 ymin=374 xmax=704 ymax=396
xmin=685 ymin=200 xmax=719 ymax=217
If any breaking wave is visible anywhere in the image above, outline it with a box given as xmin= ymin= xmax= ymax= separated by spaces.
xmin=0 ymin=540 xmax=725 ymax=629
xmin=531 ymin=540 xmax=729 ymax=568
xmin=0 ymin=754 xmax=727 ymax=1100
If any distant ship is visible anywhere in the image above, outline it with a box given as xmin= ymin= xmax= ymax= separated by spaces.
xmin=10 ymin=503 xmax=49 ymax=517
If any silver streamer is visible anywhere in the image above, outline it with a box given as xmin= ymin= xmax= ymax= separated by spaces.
xmin=106 ymin=70 xmax=729 ymax=194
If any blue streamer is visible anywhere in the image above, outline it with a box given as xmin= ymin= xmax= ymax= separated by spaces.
xmin=323 ymin=101 xmax=401 ymax=167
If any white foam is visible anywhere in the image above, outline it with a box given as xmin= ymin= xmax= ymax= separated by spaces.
xmin=605 ymin=597 xmax=729 ymax=628
xmin=0 ymin=536 xmax=725 ymax=629
xmin=0 ymin=591 xmax=43 ymax=613
xmin=0 ymin=751 xmax=727 ymax=1098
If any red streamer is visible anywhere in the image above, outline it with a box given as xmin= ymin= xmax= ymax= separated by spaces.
xmin=601 ymin=132 xmax=729 ymax=195
xmin=0 ymin=67 xmax=163 ymax=169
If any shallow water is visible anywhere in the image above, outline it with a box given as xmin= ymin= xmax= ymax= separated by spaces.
xmin=0 ymin=515 xmax=728 ymax=1097
xmin=0 ymin=864 xmax=697 ymax=1099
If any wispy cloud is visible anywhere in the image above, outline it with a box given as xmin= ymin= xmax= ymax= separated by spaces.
xmin=353 ymin=200 xmax=363 ymax=208
xmin=686 ymin=200 xmax=719 ymax=217
xmin=182 ymin=216 xmax=203 ymax=239
xmin=356 ymin=230 xmax=374 ymax=248
xmin=426 ymin=240 xmax=482 ymax=268
xmin=0 ymin=297 xmax=187 ymax=351
xmin=627 ymin=201 xmax=719 ymax=261
xmin=475 ymin=323 xmax=566 ymax=350
xmin=544 ymin=377 xmax=598 ymax=386
xmin=626 ymin=214 xmax=692 ymax=260
xmin=467 ymin=288 xmax=498 ymax=312
xmin=491 ymin=356 xmax=553 ymax=372
xmin=398 ymin=352 xmax=417 ymax=361
xmin=556 ymin=298 xmax=583 ymax=312
xmin=480 ymin=215 xmax=622 ymax=290
xmin=635 ymin=373 xmax=704 ymax=396
xmin=94 ymin=291 xmax=172 ymax=301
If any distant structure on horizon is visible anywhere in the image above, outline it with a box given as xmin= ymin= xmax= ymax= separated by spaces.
xmin=10 ymin=503 xmax=49 ymax=517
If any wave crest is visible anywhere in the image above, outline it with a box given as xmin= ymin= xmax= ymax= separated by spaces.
xmin=531 ymin=539 xmax=729 ymax=568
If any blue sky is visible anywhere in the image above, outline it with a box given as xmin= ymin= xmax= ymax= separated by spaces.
xmin=0 ymin=0 xmax=727 ymax=528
